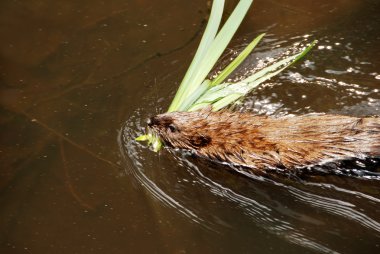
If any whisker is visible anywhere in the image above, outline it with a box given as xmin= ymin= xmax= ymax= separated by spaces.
xmin=153 ymin=77 xmax=160 ymax=115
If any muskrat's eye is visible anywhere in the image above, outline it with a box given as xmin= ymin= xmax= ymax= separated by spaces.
xmin=168 ymin=124 xmax=177 ymax=133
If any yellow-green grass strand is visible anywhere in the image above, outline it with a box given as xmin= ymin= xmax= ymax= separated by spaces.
xmin=210 ymin=33 xmax=265 ymax=87
xmin=211 ymin=93 xmax=244 ymax=111
xmin=168 ymin=0 xmax=225 ymax=112
xmin=135 ymin=135 xmax=149 ymax=141
xmin=194 ymin=40 xmax=317 ymax=109
xmin=181 ymin=0 xmax=254 ymax=105
xmin=178 ymin=79 xmax=211 ymax=111
xmin=242 ymin=40 xmax=317 ymax=84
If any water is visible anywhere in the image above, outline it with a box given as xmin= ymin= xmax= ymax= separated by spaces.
xmin=1 ymin=0 xmax=379 ymax=253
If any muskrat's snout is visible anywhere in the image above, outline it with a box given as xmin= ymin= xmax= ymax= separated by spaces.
xmin=147 ymin=114 xmax=178 ymax=136
xmin=147 ymin=116 xmax=159 ymax=127
xmin=146 ymin=117 xmax=153 ymax=127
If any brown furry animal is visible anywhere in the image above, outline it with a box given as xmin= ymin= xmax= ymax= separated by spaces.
xmin=148 ymin=110 xmax=380 ymax=170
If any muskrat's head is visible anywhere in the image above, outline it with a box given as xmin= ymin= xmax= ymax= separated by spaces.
xmin=147 ymin=111 xmax=212 ymax=150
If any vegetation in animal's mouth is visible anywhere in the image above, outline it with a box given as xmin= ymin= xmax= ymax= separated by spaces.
xmin=136 ymin=0 xmax=316 ymax=151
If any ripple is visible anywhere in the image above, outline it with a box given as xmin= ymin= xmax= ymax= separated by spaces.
xmin=288 ymin=186 xmax=380 ymax=233
xmin=119 ymin=31 xmax=380 ymax=253
xmin=119 ymin=109 xmax=380 ymax=254
xmin=118 ymin=116 xmax=206 ymax=226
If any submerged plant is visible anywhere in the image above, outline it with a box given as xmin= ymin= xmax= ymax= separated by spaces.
xmin=136 ymin=0 xmax=316 ymax=151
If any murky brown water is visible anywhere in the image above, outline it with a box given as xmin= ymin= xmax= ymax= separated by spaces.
xmin=1 ymin=0 xmax=379 ymax=253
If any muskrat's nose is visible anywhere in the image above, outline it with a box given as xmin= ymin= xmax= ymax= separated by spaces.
xmin=147 ymin=116 xmax=157 ymax=127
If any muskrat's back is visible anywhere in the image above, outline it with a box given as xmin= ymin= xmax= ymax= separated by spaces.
xmin=148 ymin=110 xmax=380 ymax=170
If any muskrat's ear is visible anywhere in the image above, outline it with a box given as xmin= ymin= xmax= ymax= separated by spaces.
xmin=190 ymin=135 xmax=211 ymax=148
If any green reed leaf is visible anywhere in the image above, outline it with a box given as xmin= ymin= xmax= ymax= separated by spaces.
xmin=168 ymin=0 xmax=225 ymax=112
xmin=211 ymin=33 xmax=265 ymax=87
xmin=178 ymin=80 xmax=211 ymax=111
xmin=212 ymin=93 xmax=244 ymax=111
xmin=168 ymin=0 xmax=254 ymax=112
xmin=136 ymin=135 xmax=149 ymax=141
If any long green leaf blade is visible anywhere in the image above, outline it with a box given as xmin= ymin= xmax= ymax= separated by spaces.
xmin=212 ymin=93 xmax=243 ymax=111
xmin=178 ymin=79 xmax=211 ymax=111
xmin=242 ymin=40 xmax=317 ymax=84
xmin=168 ymin=0 xmax=225 ymax=112
xmin=211 ymin=33 xmax=265 ymax=86
xmin=183 ymin=0 xmax=254 ymax=101
xmin=193 ymin=41 xmax=317 ymax=108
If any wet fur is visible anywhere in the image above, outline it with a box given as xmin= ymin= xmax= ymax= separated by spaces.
xmin=148 ymin=110 xmax=380 ymax=171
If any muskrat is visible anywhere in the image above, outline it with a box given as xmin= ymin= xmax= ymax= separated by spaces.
xmin=147 ymin=109 xmax=380 ymax=171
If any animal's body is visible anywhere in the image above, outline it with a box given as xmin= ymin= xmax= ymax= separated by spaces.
xmin=148 ymin=110 xmax=380 ymax=171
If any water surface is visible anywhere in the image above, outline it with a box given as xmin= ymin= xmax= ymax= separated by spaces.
xmin=1 ymin=0 xmax=379 ymax=253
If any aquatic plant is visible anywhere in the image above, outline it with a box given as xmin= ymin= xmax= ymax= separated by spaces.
xmin=136 ymin=0 xmax=316 ymax=151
